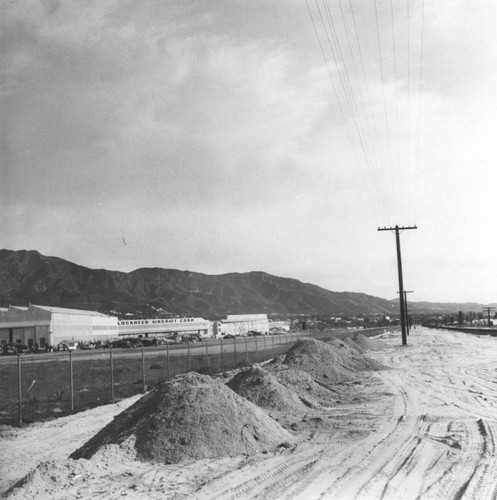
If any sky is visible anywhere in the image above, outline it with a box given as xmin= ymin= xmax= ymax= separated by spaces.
xmin=1 ymin=0 xmax=496 ymax=304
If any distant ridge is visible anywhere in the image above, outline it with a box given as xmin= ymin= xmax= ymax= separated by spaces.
xmin=0 ymin=249 xmax=492 ymax=317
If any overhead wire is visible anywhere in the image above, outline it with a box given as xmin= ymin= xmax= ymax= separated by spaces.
xmin=323 ymin=0 xmax=391 ymax=214
xmin=373 ymin=0 xmax=397 ymax=217
xmin=346 ymin=0 xmax=388 ymax=215
xmin=337 ymin=0 xmax=386 ymax=200
xmin=389 ymin=0 xmax=403 ymax=220
xmin=305 ymin=0 xmax=384 ymax=221
xmin=304 ymin=0 xmax=425 ymax=226
xmin=314 ymin=0 xmax=386 ymax=213
xmin=406 ymin=0 xmax=412 ymax=222
xmin=414 ymin=0 xmax=425 ymax=224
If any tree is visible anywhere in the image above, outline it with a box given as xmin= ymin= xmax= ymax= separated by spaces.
xmin=457 ymin=311 xmax=464 ymax=326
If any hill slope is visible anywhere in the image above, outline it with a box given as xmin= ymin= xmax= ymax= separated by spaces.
xmin=1 ymin=249 xmax=492 ymax=317
xmin=0 ymin=249 xmax=397 ymax=317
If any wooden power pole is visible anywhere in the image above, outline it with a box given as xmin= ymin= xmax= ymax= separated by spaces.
xmin=398 ymin=290 xmax=414 ymax=334
xmin=482 ymin=306 xmax=496 ymax=328
xmin=404 ymin=290 xmax=413 ymax=334
xmin=378 ymin=225 xmax=417 ymax=346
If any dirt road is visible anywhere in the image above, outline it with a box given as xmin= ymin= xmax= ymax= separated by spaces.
xmin=2 ymin=327 xmax=497 ymax=499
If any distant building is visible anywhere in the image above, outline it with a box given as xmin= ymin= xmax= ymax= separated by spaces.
xmin=0 ymin=305 xmax=118 ymax=348
xmin=213 ymin=314 xmax=269 ymax=337
xmin=117 ymin=317 xmax=212 ymax=338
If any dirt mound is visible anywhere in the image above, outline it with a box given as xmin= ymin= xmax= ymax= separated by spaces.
xmin=281 ymin=338 xmax=386 ymax=384
xmin=5 ymin=459 xmax=87 ymax=499
xmin=349 ymin=334 xmax=382 ymax=352
xmin=227 ymin=367 xmax=306 ymax=412
xmin=267 ymin=366 xmax=337 ymax=406
xmin=71 ymin=372 xmax=291 ymax=464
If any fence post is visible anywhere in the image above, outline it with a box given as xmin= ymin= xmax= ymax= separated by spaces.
xmin=69 ymin=350 xmax=74 ymax=411
xmin=220 ymin=338 xmax=224 ymax=373
xmin=17 ymin=354 xmax=22 ymax=426
xmin=272 ymin=335 xmax=275 ymax=358
xmin=245 ymin=337 xmax=248 ymax=363
xmin=110 ymin=347 xmax=115 ymax=401
xmin=205 ymin=341 xmax=209 ymax=373
xmin=264 ymin=335 xmax=267 ymax=357
xmin=166 ymin=345 xmax=171 ymax=380
xmin=255 ymin=336 xmax=258 ymax=362
xmin=188 ymin=342 xmax=192 ymax=372
xmin=141 ymin=346 xmax=146 ymax=393
xmin=233 ymin=338 xmax=237 ymax=366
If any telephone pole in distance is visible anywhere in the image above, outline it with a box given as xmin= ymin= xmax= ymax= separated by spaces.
xmin=482 ymin=306 xmax=496 ymax=328
xmin=378 ymin=225 xmax=417 ymax=346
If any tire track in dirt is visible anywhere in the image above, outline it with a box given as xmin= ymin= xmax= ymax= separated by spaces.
xmin=291 ymin=374 xmax=414 ymax=500
xmin=0 ymin=396 xmax=141 ymax=494
xmin=189 ymin=445 xmax=326 ymax=500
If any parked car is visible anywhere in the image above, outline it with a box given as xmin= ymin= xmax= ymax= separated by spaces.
xmin=128 ymin=338 xmax=143 ymax=347
xmin=94 ymin=340 xmax=111 ymax=349
xmin=57 ymin=341 xmax=79 ymax=351
xmin=79 ymin=342 xmax=97 ymax=350
xmin=223 ymin=334 xmax=235 ymax=339
xmin=110 ymin=339 xmax=134 ymax=349
xmin=1 ymin=344 xmax=28 ymax=355
xmin=140 ymin=338 xmax=159 ymax=347
xmin=157 ymin=338 xmax=175 ymax=345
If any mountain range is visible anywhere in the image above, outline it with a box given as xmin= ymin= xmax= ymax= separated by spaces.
xmin=0 ymin=249 xmax=492 ymax=318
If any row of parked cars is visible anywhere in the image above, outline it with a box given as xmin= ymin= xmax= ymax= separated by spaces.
xmin=1 ymin=343 xmax=34 ymax=355
xmin=2 ymin=333 xmax=206 ymax=355
xmin=76 ymin=337 xmax=174 ymax=350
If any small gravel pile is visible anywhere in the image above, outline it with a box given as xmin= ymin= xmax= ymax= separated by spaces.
xmin=268 ymin=366 xmax=336 ymax=406
xmin=227 ymin=367 xmax=306 ymax=412
xmin=71 ymin=372 xmax=291 ymax=464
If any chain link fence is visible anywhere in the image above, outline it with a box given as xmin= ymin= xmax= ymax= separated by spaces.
xmin=0 ymin=327 xmax=392 ymax=425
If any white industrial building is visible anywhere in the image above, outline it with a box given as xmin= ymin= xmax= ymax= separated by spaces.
xmin=117 ymin=317 xmax=212 ymax=338
xmin=213 ymin=314 xmax=269 ymax=337
xmin=0 ymin=305 xmax=118 ymax=349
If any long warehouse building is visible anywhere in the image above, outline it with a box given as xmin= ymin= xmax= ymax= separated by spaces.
xmin=117 ymin=317 xmax=212 ymax=338
xmin=0 ymin=304 xmax=118 ymax=349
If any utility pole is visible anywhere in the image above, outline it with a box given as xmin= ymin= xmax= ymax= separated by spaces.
xmin=482 ymin=306 xmax=496 ymax=328
xmin=397 ymin=290 xmax=413 ymax=334
xmin=378 ymin=225 xmax=417 ymax=346
xmin=404 ymin=290 xmax=413 ymax=334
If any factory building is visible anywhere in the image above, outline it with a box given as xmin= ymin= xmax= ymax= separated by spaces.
xmin=0 ymin=305 xmax=118 ymax=349
xmin=213 ymin=314 xmax=269 ymax=337
xmin=117 ymin=317 xmax=212 ymax=339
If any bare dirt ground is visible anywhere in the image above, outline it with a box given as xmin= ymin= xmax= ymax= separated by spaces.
xmin=2 ymin=327 xmax=497 ymax=500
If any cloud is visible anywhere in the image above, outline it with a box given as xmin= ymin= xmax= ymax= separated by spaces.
xmin=1 ymin=0 xmax=495 ymax=303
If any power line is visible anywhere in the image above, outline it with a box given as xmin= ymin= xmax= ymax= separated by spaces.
xmin=373 ymin=0 xmax=397 ymax=212
xmin=312 ymin=0 xmax=386 ymax=211
xmin=304 ymin=0 xmax=425 ymax=226
xmin=414 ymin=0 xmax=425 ymax=223
xmin=305 ymin=0 xmax=384 ymax=219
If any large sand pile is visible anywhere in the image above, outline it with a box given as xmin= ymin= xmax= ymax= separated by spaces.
xmin=277 ymin=338 xmax=386 ymax=384
xmin=70 ymin=372 xmax=291 ymax=464
xmin=226 ymin=367 xmax=307 ymax=412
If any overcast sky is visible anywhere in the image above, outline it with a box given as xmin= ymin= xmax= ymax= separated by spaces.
xmin=1 ymin=0 xmax=496 ymax=304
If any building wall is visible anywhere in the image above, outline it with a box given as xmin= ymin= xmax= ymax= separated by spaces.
xmin=214 ymin=314 xmax=269 ymax=337
xmin=0 ymin=305 xmax=118 ymax=347
xmin=0 ymin=306 xmax=51 ymax=347
xmin=50 ymin=312 xmax=118 ymax=345
xmin=117 ymin=317 xmax=212 ymax=338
